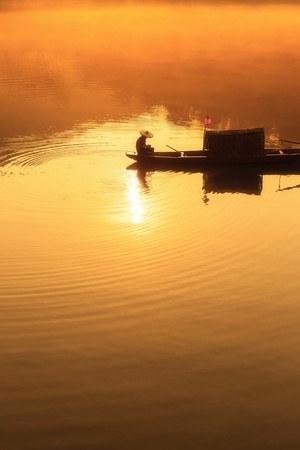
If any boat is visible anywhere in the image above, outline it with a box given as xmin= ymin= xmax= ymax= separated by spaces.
xmin=126 ymin=128 xmax=300 ymax=170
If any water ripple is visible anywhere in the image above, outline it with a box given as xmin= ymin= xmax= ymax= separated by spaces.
xmin=0 ymin=125 xmax=103 ymax=176
xmin=0 ymin=140 xmax=67 ymax=176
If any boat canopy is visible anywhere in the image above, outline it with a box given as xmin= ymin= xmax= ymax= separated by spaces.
xmin=203 ymin=128 xmax=265 ymax=157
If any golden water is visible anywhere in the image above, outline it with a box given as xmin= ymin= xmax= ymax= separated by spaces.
xmin=1 ymin=3 xmax=300 ymax=449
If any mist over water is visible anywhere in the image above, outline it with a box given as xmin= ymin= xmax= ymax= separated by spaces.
xmin=1 ymin=3 xmax=300 ymax=450
xmin=1 ymin=3 xmax=300 ymax=140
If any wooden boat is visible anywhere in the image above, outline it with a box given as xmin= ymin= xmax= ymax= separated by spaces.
xmin=126 ymin=128 xmax=300 ymax=170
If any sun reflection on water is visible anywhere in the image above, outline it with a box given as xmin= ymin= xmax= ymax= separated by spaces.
xmin=127 ymin=175 xmax=143 ymax=224
xmin=126 ymin=170 xmax=151 ymax=224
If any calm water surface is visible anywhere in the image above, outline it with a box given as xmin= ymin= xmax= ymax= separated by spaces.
xmin=1 ymin=4 xmax=300 ymax=450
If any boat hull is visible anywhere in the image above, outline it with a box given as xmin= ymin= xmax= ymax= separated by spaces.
xmin=125 ymin=149 xmax=300 ymax=172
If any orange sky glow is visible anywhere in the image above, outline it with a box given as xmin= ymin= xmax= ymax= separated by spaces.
xmin=1 ymin=3 xmax=300 ymax=137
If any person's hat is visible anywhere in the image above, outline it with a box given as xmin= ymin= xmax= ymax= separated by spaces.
xmin=139 ymin=129 xmax=153 ymax=138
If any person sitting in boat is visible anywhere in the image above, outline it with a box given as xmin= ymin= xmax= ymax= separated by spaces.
xmin=136 ymin=130 xmax=154 ymax=155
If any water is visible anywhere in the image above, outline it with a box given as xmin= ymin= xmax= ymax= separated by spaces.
xmin=1 ymin=3 xmax=300 ymax=449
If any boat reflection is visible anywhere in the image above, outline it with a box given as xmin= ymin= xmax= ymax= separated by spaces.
xmin=277 ymin=176 xmax=300 ymax=192
xmin=127 ymin=162 xmax=300 ymax=200
xmin=202 ymin=169 xmax=262 ymax=196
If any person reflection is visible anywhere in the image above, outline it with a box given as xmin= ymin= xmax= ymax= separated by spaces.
xmin=136 ymin=129 xmax=154 ymax=155
xmin=137 ymin=169 xmax=151 ymax=191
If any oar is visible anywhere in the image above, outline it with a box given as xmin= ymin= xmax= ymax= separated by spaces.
xmin=166 ymin=144 xmax=185 ymax=156
xmin=279 ymin=139 xmax=300 ymax=145
xmin=166 ymin=144 xmax=180 ymax=152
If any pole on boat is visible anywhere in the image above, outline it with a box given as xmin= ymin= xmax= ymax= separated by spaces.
xmin=203 ymin=115 xmax=211 ymax=150
xmin=166 ymin=144 xmax=180 ymax=152
xmin=279 ymin=139 xmax=300 ymax=145
xmin=166 ymin=144 xmax=185 ymax=156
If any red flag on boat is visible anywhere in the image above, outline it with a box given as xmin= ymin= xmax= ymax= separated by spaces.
xmin=204 ymin=115 xmax=211 ymax=126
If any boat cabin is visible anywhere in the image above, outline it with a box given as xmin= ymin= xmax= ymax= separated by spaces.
xmin=203 ymin=128 xmax=265 ymax=158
